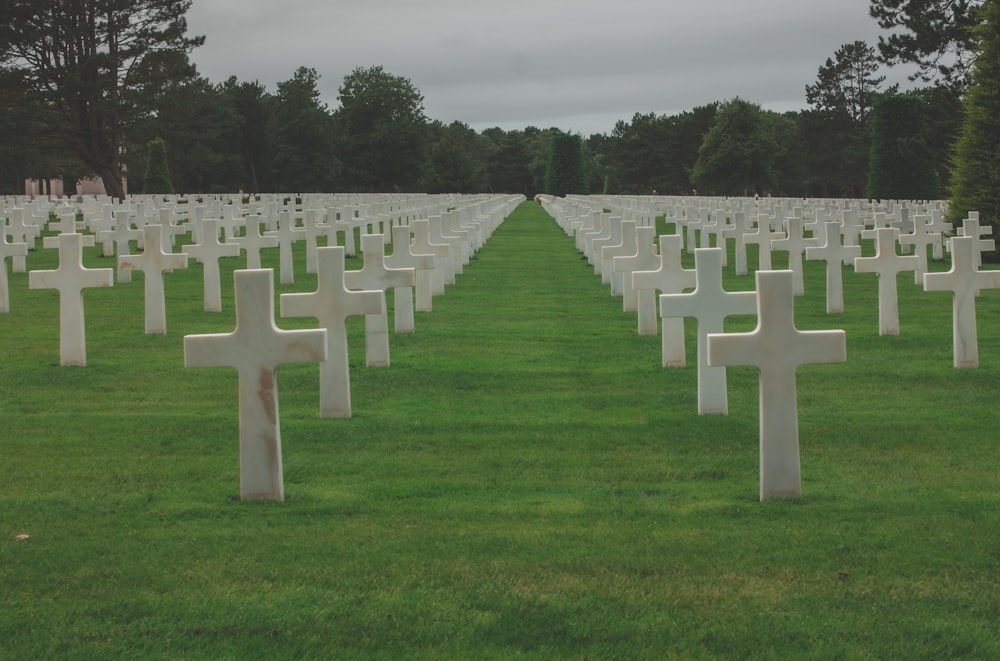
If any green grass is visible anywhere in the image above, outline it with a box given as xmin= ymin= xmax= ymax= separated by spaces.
xmin=1 ymin=201 xmax=998 ymax=659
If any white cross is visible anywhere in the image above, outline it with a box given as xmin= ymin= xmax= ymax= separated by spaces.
xmin=660 ymin=248 xmax=757 ymax=414
xmin=184 ymin=269 xmax=327 ymax=500
xmin=344 ymin=234 xmax=415 ymax=367
xmin=614 ymin=226 xmax=659 ymax=319
xmin=708 ymin=270 xmax=846 ymax=500
xmin=633 ymin=234 xmax=696 ymax=364
xmin=234 ymin=214 xmax=278 ymax=269
xmin=743 ymin=215 xmax=784 ymax=271
xmin=280 ymin=247 xmax=384 ymax=418
xmin=805 ymin=221 xmax=861 ymax=314
xmin=853 ymin=227 xmax=919 ymax=336
xmin=771 ymin=217 xmax=817 ymax=296
xmin=923 ymin=236 xmax=1000 ymax=368
xmin=118 ymin=224 xmax=189 ymax=334
xmin=4 ymin=208 xmax=39 ymax=272
xmin=385 ymin=225 xmax=436 ymax=333
xmin=28 ymin=233 xmax=114 ymax=366
xmin=410 ymin=219 xmax=450 ymax=305
xmin=184 ymin=219 xmax=241 ymax=312
xmin=275 ymin=211 xmax=307 ymax=285
xmin=0 ymin=229 xmax=28 ymax=312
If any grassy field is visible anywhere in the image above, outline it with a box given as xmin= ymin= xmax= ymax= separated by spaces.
xmin=1 ymin=200 xmax=998 ymax=659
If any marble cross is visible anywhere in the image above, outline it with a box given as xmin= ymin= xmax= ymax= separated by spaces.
xmin=771 ymin=217 xmax=817 ymax=296
xmin=602 ymin=220 xmax=637 ymax=296
xmin=4 ymin=208 xmax=39 ymax=272
xmin=118 ymin=224 xmax=189 ymax=334
xmin=385 ymin=225 xmax=436 ymax=333
xmin=613 ymin=225 xmax=659 ymax=317
xmin=0 ymin=230 xmax=28 ymax=312
xmin=184 ymin=219 xmax=240 ymax=312
xmin=184 ymin=269 xmax=328 ymax=501
xmin=660 ymin=247 xmax=757 ymax=414
xmin=410 ymin=219 xmax=450 ymax=305
xmin=343 ymin=234 xmax=415 ymax=367
xmin=275 ymin=211 xmax=307 ymax=285
xmin=853 ymin=227 xmax=919 ymax=336
xmin=923 ymin=236 xmax=1000 ymax=368
xmin=280 ymin=247 xmax=384 ymax=418
xmin=743 ymin=215 xmax=784 ymax=271
xmin=97 ymin=210 xmax=142 ymax=283
xmin=805 ymin=221 xmax=861 ymax=314
xmin=708 ymin=269 xmax=846 ymax=500
xmin=234 ymin=214 xmax=278 ymax=269
xmin=633 ymin=234 xmax=696 ymax=362
xmin=28 ymin=233 xmax=114 ymax=366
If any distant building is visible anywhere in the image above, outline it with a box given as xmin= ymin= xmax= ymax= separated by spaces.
xmin=23 ymin=176 xmax=126 ymax=197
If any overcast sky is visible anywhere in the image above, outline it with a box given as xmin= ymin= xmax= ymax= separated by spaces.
xmin=185 ymin=0 xmax=916 ymax=136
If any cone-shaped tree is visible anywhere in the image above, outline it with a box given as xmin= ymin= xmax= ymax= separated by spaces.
xmin=544 ymin=132 xmax=589 ymax=197
xmin=948 ymin=0 xmax=1000 ymax=252
xmin=866 ymin=94 xmax=940 ymax=201
xmin=142 ymin=138 xmax=174 ymax=195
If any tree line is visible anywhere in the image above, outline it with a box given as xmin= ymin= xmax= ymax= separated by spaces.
xmin=0 ymin=0 xmax=996 ymax=231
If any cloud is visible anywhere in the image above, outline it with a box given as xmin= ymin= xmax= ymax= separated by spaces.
xmin=185 ymin=0 xmax=916 ymax=135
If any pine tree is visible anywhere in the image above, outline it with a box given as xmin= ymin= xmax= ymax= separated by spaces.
xmin=142 ymin=138 xmax=175 ymax=195
xmin=866 ymin=94 xmax=939 ymax=200
xmin=948 ymin=0 xmax=1000 ymax=251
xmin=544 ymin=132 xmax=588 ymax=197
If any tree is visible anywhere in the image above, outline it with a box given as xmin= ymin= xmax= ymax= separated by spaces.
xmin=869 ymin=0 xmax=983 ymax=87
xmin=127 ymin=75 xmax=243 ymax=194
xmin=480 ymin=127 xmax=535 ymax=195
xmin=221 ymin=77 xmax=272 ymax=193
xmin=806 ymin=41 xmax=888 ymax=125
xmin=948 ymin=0 xmax=1000 ymax=246
xmin=269 ymin=66 xmax=339 ymax=192
xmin=141 ymin=138 xmax=174 ymax=194
xmin=544 ymin=132 xmax=588 ymax=197
xmin=424 ymin=121 xmax=488 ymax=193
xmin=690 ymin=98 xmax=778 ymax=196
xmin=0 ymin=0 xmax=203 ymax=199
xmin=867 ymin=94 xmax=940 ymax=200
xmin=335 ymin=65 xmax=428 ymax=191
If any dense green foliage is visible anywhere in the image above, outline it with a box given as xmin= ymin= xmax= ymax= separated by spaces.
xmin=1 ymin=201 xmax=999 ymax=657
xmin=867 ymin=94 xmax=941 ymax=200
xmin=947 ymin=0 xmax=1000 ymax=247
xmin=0 ymin=0 xmax=203 ymax=198
xmin=869 ymin=0 xmax=983 ymax=86
xmin=141 ymin=138 xmax=175 ymax=195
xmin=544 ymin=132 xmax=589 ymax=196
xmin=690 ymin=99 xmax=780 ymax=196
xmin=0 ymin=1 xmax=981 ymax=197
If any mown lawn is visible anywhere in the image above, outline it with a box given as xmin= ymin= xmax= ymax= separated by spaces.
xmin=1 ymin=200 xmax=997 ymax=659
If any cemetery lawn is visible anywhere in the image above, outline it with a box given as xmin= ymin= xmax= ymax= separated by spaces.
xmin=1 ymin=200 xmax=998 ymax=660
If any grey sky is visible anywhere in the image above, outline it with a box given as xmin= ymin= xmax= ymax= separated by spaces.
xmin=185 ymin=0 xmax=916 ymax=135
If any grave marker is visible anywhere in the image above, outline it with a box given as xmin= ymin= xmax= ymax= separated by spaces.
xmin=344 ymin=234 xmax=415 ymax=367
xmin=660 ymin=248 xmax=757 ymax=414
xmin=184 ymin=219 xmax=240 ymax=312
xmin=28 ymin=233 xmax=114 ymax=366
xmin=633 ymin=234 xmax=696 ymax=363
xmin=184 ymin=269 xmax=327 ymax=501
xmin=118 ymin=224 xmax=189 ymax=334
xmin=385 ymin=225 xmax=436 ymax=333
xmin=707 ymin=270 xmax=846 ymax=500
xmin=805 ymin=221 xmax=861 ymax=314
xmin=0 ymin=231 xmax=27 ymax=312
xmin=853 ymin=227 xmax=919 ymax=336
xmin=280 ymin=247 xmax=384 ymax=417
xmin=923 ymin=236 xmax=1000 ymax=368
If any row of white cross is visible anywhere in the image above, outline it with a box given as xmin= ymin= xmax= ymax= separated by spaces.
xmin=542 ymin=194 xmax=996 ymax=500
xmin=2 ymin=193 xmax=523 ymax=500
